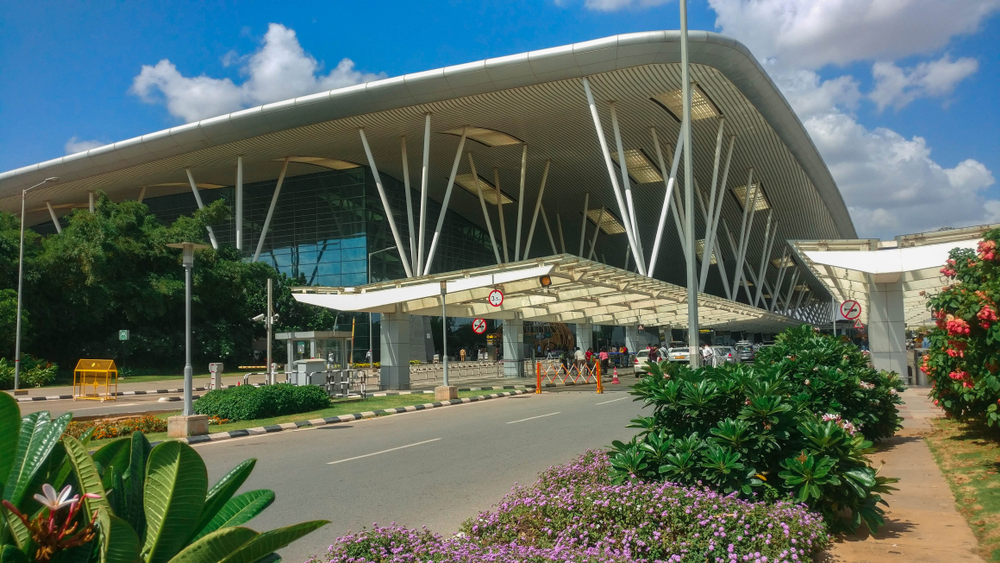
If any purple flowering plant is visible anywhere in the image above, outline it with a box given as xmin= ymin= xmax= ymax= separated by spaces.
xmin=318 ymin=450 xmax=828 ymax=563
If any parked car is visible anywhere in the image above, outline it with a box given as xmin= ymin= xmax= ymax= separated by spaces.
xmin=711 ymin=345 xmax=739 ymax=365
xmin=668 ymin=347 xmax=690 ymax=362
xmin=735 ymin=340 xmax=755 ymax=362
xmin=634 ymin=349 xmax=649 ymax=370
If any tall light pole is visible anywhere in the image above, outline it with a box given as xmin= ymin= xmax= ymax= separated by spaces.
xmin=167 ymin=242 xmax=209 ymax=416
xmin=367 ymin=246 xmax=395 ymax=365
xmin=13 ymin=176 xmax=58 ymax=391
xmin=680 ymin=0 xmax=700 ymax=367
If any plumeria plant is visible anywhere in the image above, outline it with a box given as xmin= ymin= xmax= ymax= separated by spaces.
xmin=922 ymin=229 xmax=1000 ymax=426
xmin=2 ymin=485 xmax=101 ymax=563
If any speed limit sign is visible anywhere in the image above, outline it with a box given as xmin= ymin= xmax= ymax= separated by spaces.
xmin=840 ymin=300 xmax=861 ymax=320
xmin=472 ymin=318 xmax=487 ymax=334
xmin=488 ymin=289 xmax=504 ymax=307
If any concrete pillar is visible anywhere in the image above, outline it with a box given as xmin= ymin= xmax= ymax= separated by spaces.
xmin=310 ymin=340 xmax=316 ymax=359
xmin=624 ymin=324 xmax=642 ymax=353
xmin=380 ymin=313 xmax=411 ymax=389
xmin=576 ymin=322 xmax=593 ymax=353
xmin=503 ymin=318 xmax=524 ymax=378
xmin=869 ymin=279 xmax=907 ymax=376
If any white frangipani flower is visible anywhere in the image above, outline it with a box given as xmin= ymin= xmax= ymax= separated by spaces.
xmin=33 ymin=484 xmax=77 ymax=511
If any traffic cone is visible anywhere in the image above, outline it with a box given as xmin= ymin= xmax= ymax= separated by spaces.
xmin=612 ymin=366 xmax=620 ymax=385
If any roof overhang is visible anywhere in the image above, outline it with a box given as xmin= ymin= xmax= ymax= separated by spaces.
xmin=791 ymin=224 xmax=998 ymax=327
xmin=293 ymin=255 xmax=801 ymax=333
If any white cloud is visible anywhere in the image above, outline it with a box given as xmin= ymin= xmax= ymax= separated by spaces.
xmin=582 ymin=0 xmax=670 ymax=10
xmin=64 ymin=136 xmax=105 ymax=155
xmin=778 ymin=71 xmax=996 ymax=237
xmin=130 ymin=23 xmax=385 ymax=123
xmin=708 ymin=0 xmax=999 ymax=69
xmin=870 ymin=55 xmax=979 ymax=111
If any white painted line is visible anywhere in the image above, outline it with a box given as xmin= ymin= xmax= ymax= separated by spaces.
xmin=506 ymin=412 xmax=561 ymax=424
xmin=596 ymin=396 xmax=627 ymax=405
xmin=327 ymin=438 xmax=442 ymax=465
xmin=70 ymin=403 xmax=138 ymax=411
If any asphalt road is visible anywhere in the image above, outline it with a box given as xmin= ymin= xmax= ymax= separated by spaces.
xmin=189 ymin=387 xmax=646 ymax=563
xmin=18 ymin=393 xmax=190 ymax=418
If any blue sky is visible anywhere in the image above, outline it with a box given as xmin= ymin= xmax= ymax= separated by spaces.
xmin=1 ymin=0 xmax=997 ymax=239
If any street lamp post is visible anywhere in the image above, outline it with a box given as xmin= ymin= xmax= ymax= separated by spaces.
xmin=166 ymin=242 xmax=210 ymax=437
xmin=435 ymin=280 xmax=457 ymax=400
xmin=367 ymin=246 xmax=395 ymax=366
xmin=13 ymin=176 xmax=58 ymax=392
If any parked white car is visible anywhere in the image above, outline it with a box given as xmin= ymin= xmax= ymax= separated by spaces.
xmin=668 ymin=347 xmax=690 ymax=362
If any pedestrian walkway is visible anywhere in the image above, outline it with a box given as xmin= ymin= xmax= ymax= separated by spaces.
xmin=824 ymin=387 xmax=985 ymax=562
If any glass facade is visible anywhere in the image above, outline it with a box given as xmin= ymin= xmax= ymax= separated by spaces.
xmin=122 ymin=166 xmax=497 ymax=361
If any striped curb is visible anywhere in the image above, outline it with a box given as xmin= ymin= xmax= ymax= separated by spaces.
xmin=13 ymin=386 xmax=214 ymax=403
xmin=178 ymin=389 xmax=529 ymax=445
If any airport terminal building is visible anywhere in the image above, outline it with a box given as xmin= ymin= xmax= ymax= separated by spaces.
xmin=2 ymin=31 xmax=873 ymax=387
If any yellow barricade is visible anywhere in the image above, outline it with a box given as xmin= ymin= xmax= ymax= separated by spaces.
xmin=535 ymin=360 xmax=603 ymax=393
xmin=73 ymin=359 xmax=118 ymax=402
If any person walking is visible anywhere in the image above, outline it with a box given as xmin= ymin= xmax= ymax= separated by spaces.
xmin=460 ymin=347 xmax=466 ymax=362
xmin=701 ymin=343 xmax=714 ymax=367
xmin=574 ymin=347 xmax=585 ymax=372
xmin=599 ymin=347 xmax=609 ymax=373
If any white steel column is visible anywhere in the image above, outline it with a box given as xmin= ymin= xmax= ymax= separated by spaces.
xmin=697 ymin=120 xmax=725 ymax=287
xmin=681 ymin=0 xmax=699 ymax=366
xmin=700 ymin=132 xmax=735 ymax=291
xmin=400 ymin=136 xmax=417 ymax=268
xmin=468 ymin=153 xmax=502 ymax=264
xmin=754 ymin=214 xmax=776 ymax=308
xmin=185 ymin=168 xmax=219 ymax=250
xmin=770 ymin=246 xmax=790 ymax=313
xmin=137 ymin=186 xmax=147 ymax=203
xmin=45 ymin=201 xmax=61 ymax=234
xmin=556 ymin=213 xmax=567 ymax=253
xmin=721 ymin=219 xmax=753 ymax=303
xmin=578 ymin=191 xmax=590 ymax=257
xmin=648 ymin=127 xmax=685 ymax=276
xmin=88 ymin=191 xmax=94 ymax=213
xmin=730 ymin=169 xmax=757 ymax=298
xmin=610 ymin=101 xmax=644 ymax=271
xmin=417 ymin=114 xmax=431 ymax=275
xmin=423 ymin=128 xmax=468 ymax=275
xmin=514 ymin=145 xmax=528 ymax=262
xmin=540 ymin=206 xmax=558 ymax=255
xmin=522 ymin=159 xmax=551 ymax=260
xmin=359 ymin=129 xmax=414 ymax=278
xmin=581 ymin=77 xmax=644 ymax=275
xmin=695 ymin=186 xmax=731 ymax=301
xmin=235 ymin=156 xmax=243 ymax=251
xmin=782 ymin=269 xmax=800 ymax=314
xmin=253 ymin=157 xmax=290 ymax=262
xmin=494 ymin=168 xmax=509 ymax=262
xmin=588 ymin=207 xmax=605 ymax=260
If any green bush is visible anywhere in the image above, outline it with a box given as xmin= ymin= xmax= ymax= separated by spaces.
xmin=0 ymin=355 xmax=58 ymax=389
xmin=193 ymin=383 xmax=330 ymax=421
xmin=611 ymin=325 xmax=903 ymax=534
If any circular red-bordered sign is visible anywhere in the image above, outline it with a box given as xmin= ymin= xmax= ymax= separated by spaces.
xmin=488 ymin=289 xmax=504 ymax=307
xmin=840 ymin=300 xmax=861 ymax=320
xmin=472 ymin=318 xmax=487 ymax=334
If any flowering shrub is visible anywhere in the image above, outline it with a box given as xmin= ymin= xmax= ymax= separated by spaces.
xmin=64 ymin=414 xmax=167 ymax=440
xmin=318 ymin=451 xmax=828 ymax=563
xmin=612 ymin=325 xmax=901 ymax=533
xmin=0 ymin=355 xmax=58 ymax=389
xmin=922 ymin=230 xmax=1000 ymax=426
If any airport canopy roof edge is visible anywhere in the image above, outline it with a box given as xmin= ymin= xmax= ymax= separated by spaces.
xmin=292 ymin=254 xmax=801 ymax=332
xmin=790 ymin=223 xmax=999 ymax=327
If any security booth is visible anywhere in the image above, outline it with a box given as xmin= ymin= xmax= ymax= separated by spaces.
xmin=73 ymin=359 xmax=119 ymax=401
xmin=275 ymin=330 xmax=353 ymax=369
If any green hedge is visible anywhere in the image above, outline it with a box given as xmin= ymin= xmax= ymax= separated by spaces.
xmin=193 ymin=383 xmax=330 ymax=421
xmin=0 ymin=355 xmax=58 ymax=389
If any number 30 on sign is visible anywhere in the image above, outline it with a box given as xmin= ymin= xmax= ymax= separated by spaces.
xmin=488 ymin=289 xmax=504 ymax=307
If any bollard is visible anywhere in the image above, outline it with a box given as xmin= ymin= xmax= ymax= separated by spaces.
xmin=536 ymin=361 xmax=542 ymax=394
xmin=612 ymin=366 xmax=620 ymax=385
xmin=596 ymin=361 xmax=603 ymax=394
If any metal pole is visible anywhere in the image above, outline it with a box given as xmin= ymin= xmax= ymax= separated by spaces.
xmin=368 ymin=246 xmax=394 ymax=366
xmin=681 ymin=0 xmax=699 ymax=367
xmin=418 ymin=114 xmax=432 ymax=275
xmin=45 ymin=201 xmax=61 ymax=234
xmin=14 ymin=177 xmax=57 ymax=391
xmin=648 ymin=128 xmax=685 ymax=276
xmin=424 ymin=128 xmax=468 ymax=275
xmin=588 ymin=207 xmax=605 ymax=260
xmin=556 ymin=213 xmax=567 ymax=253
xmin=401 ymin=136 xmax=417 ymax=268
xmin=236 ymin=156 xmax=243 ymax=251
xmin=609 ymin=101 xmax=644 ymax=271
xmin=185 ymin=169 xmax=219 ymax=250
xmin=495 ymin=168 xmax=510 ymax=263
xmin=515 ymin=144 xmax=528 ymax=262
xmin=832 ymin=296 xmax=837 ymax=335
xmin=468 ymin=153 xmax=502 ymax=264
xmin=359 ymin=129 xmax=414 ymax=277
xmin=266 ymin=278 xmax=273 ymax=385
xmin=441 ymin=282 xmax=449 ymax=387
xmin=183 ymin=256 xmax=193 ymax=416
xmin=578 ymin=192 xmax=590 ymax=256
xmin=523 ymin=159 xmax=551 ymax=260
xmin=253 ymin=157 xmax=290 ymax=262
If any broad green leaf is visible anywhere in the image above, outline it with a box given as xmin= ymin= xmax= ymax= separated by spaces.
xmin=126 ymin=432 xmax=152 ymax=534
xmin=142 ymin=442 xmax=208 ymax=563
xmin=219 ymin=521 xmax=327 ymax=563
xmin=0 ymin=544 xmax=28 ymax=563
xmin=100 ymin=513 xmax=141 ymax=563
xmin=64 ymin=435 xmax=111 ymax=516
xmin=92 ymin=438 xmax=131 ymax=477
xmin=0 ymin=393 xmax=21 ymax=492
xmin=169 ymin=527 xmax=257 ymax=563
xmin=4 ymin=412 xmax=71 ymax=510
xmin=844 ymin=468 xmax=877 ymax=488
xmin=193 ymin=490 xmax=274 ymax=541
xmin=2 ymin=505 xmax=32 ymax=552
xmin=191 ymin=459 xmax=257 ymax=542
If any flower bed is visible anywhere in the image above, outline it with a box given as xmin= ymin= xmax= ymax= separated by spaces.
xmin=318 ymin=451 xmax=828 ymax=563
xmin=64 ymin=414 xmax=166 ymax=440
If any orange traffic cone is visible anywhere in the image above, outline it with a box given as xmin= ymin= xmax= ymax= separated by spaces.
xmin=612 ymin=366 xmax=620 ymax=384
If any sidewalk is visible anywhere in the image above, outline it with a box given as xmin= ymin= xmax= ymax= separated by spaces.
xmin=823 ymin=387 xmax=985 ymax=562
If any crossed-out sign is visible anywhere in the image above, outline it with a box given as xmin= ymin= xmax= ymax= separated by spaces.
xmin=840 ymin=299 xmax=862 ymax=320
xmin=488 ymin=288 xmax=504 ymax=307
xmin=472 ymin=318 xmax=487 ymax=334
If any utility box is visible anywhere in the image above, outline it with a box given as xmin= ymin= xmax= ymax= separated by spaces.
xmin=209 ymin=362 xmax=224 ymax=389
xmin=293 ymin=359 xmax=326 ymax=386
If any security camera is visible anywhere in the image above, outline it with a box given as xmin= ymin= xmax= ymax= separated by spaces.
xmin=252 ymin=313 xmax=265 ymax=322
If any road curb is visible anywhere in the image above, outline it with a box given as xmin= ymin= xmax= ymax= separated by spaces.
xmin=179 ymin=389 xmax=530 ymax=445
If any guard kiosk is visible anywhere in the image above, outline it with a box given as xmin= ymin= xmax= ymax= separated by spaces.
xmin=274 ymin=330 xmax=353 ymax=374
xmin=73 ymin=359 xmax=119 ymax=401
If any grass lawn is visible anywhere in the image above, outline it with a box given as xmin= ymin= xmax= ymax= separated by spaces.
xmin=86 ymin=389 xmax=523 ymax=447
xmin=925 ymin=417 xmax=1000 ymax=562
